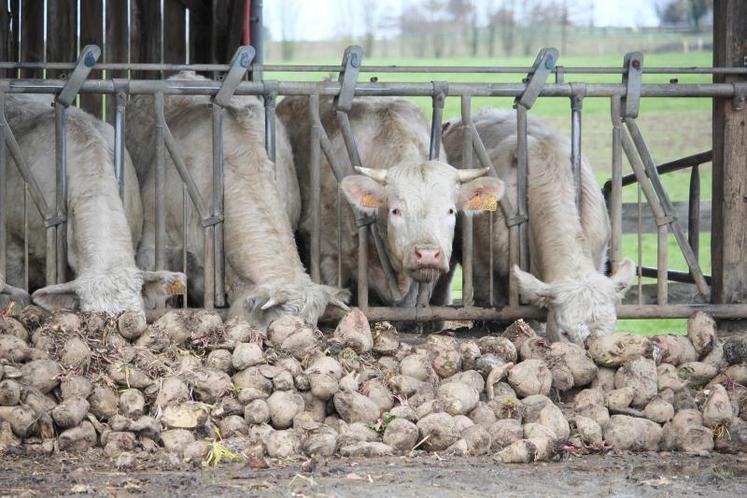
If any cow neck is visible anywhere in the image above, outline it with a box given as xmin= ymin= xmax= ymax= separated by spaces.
xmin=222 ymin=152 xmax=308 ymax=288
xmin=526 ymin=158 xmax=598 ymax=284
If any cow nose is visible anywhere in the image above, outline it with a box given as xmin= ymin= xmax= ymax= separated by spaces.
xmin=414 ymin=246 xmax=442 ymax=267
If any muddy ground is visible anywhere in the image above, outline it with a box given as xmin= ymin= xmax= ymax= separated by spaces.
xmin=1 ymin=451 xmax=746 ymax=497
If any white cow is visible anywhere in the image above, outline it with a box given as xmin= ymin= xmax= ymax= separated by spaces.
xmin=443 ymin=109 xmax=635 ymax=343
xmin=3 ymin=94 xmax=181 ymax=313
xmin=126 ymin=73 xmax=348 ymax=329
xmin=277 ymin=96 xmax=505 ymax=311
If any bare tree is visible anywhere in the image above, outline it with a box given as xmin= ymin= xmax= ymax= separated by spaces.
xmin=362 ymin=0 xmax=378 ymax=56
xmin=278 ymin=0 xmax=300 ymax=61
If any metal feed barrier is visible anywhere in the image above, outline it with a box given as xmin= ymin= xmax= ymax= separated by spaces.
xmin=2 ymin=45 xmax=747 ymax=322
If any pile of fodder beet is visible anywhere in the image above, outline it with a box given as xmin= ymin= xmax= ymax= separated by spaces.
xmin=0 ymin=305 xmax=746 ymax=467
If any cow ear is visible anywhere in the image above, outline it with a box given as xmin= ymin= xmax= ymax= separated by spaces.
xmin=32 ymin=280 xmax=80 ymax=312
xmin=340 ymin=175 xmax=386 ymax=215
xmin=458 ymin=177 xmax=505 ymax=213
xmin=142 ymin=271 xmax=187 ymax=309
xmin=244 ymin=287 xmax=288 ymax=312
xmin=320 ymin=284 xmax=351 ymax=311
xmin=611 ymin=258 xmax=636 ymax=298
xmin=512 ymin=265 xmax=555 ymax=308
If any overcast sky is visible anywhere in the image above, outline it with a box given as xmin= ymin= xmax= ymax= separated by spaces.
xmin=265 ymin=0 xmax=661 ymax=42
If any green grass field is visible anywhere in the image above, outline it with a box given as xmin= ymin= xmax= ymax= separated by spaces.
xmin=269 ymin=51 xmax=714 ymax=335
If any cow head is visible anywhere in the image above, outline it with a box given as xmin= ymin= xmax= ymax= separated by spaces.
xmin=234 ymin=282 xmax=351 ymax=329
xmin=341 ymin=160 xmax=505 ymax=286
xmin=512 ymin=258 xmax=636 ymax=344
xmin=31 ymin=268 xmax=186 ymax=314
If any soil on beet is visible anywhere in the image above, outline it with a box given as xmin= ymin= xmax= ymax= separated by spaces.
xmin=1 ymin=451 xmax=746 ymax=497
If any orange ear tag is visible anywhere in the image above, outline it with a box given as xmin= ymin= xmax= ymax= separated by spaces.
xmin=361 ymin=193 xmax=381 ymax=208
xmin=467 ymin=193 xmax=483 ymax=210
xmin=167 ymin=278 xmax=187 ymax=296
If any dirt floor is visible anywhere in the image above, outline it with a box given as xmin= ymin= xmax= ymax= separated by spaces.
xmin=1 ymin=450 xmax=746 ymax=497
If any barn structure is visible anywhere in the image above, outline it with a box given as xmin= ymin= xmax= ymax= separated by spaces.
xmin=0 ymin=0 xmax=745 ymax=330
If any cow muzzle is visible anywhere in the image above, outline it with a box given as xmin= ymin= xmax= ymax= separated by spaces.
xmin=405 ymin=244 xmax=448 ymax=281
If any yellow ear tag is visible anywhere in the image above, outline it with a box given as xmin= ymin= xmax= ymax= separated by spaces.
xmin=482 ymin=193 xmax=498 ymax=212
xmin=361 ymin=193 xmax=381 ymax=208
xmin=167 ymin=278 xmax=187 ymax=296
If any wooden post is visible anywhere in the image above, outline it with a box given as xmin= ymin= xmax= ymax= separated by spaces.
xmin=20 ymin=0 xmax=43 ymax=79
xmin=712 ymin=0 xmax=747 ymax=333
xmin=130 ymin=0 xmax=162 ymax=80
xmin=105 ymin=0 xmax=129 ymax=124
xmin=163 ymin=0 xmax=186 ymax=73
xmin=46 ymin=0 xmax=77 ymax=79
xmin=0 ymin=2 xmax=12 ymax=78
xmin=79 ymin=0 xmax=104 ymax=117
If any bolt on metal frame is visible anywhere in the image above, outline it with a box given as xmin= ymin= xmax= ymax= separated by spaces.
xmin=2 ymin=45 xmax=747 ymax=322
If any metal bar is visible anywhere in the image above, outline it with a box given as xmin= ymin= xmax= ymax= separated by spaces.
xmin=3 ymin=79 xmax=744 ymax=99
xmin=309 ymin=94 xmax=322 ymax=283
xmin=155 ymin=98 xmax=209 ymax=220
xmin=24 ymin=187 xmax=28 ymax=290
xmin=515 ymin=104 xmax=530 ymax=272
xmin=0 ymin=92 xmax=5 ymax=276
xmin=212 ymin=104 xmax=226 ymax=307
xmin=264 ymin=88 xmax=276 ymax=163
xmin=609 ymin=96 xmax=623 ymax=272
xmin=570 ymin=93 xmax=583 ymax=209
xmin=621 ymin=52 xmax=643 ymax=119
xmin=56 ymin=45 xmax=101 ymax=107
xmin=3 ymin=61 xmax=747 ymax=75
xmin=688 ymin=164 xmax=701 ymax=260
xmin=54 ymin=104 xmax=67 ymax=283
xmin=204 ymin=226 xmax=215 ymax=309
xmin=1 ymin=116 xmax=50 ymax=217
xmin=337 ymin=186 xmax=343 ymax=288
xmin=357 ymin=226 xmax=368 ymax=312
xmin=320 ymin=304 xmax=747 ymax=322
xmin=154 ymin=93 xmax=166 ymax=270
xmin=624 ymin=117 xmax=710 ymax=296
xmin=637 ymin=266 xmax=711 ymax=285
xmin=214 ymin=46 xmax=255 ymax=107
xmin=602 ymin=150 xmax=712 ymax=193
xmin=182 ymin=186 xmax=188 ymax=309
xmin=429 ymin=82 xmax=447 ymax=160
xmin=318 ymin=121 xmax=351 ymax=182
xmin=114 ymin=89 xmax=127 ymax=201
xmin=657 ymin=225 xmax=668 ymax=305
xmin=489 ymin=211 xmax=494 ymax=307
xmin=461 ymin=95 xmax=474 ymax=307
xmin=336 ymin=111 xmax=363 ymax=168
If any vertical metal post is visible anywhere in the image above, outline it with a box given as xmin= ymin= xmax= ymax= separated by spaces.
xmin=429 ymin=83 xmax=446 ymax=160
xmin=515 ymin=104 xmax=530 ymax=272
xmin=54 ymin=104 xmax=67 ymax=283
xmin=460 ymin=95 xmax=474 ymax=307
xmin=0 ymin=93 xmax=6 ymax=276
xmin=212 ymin=103 xmax=226 ymax=307
xmin=609 ymin=96 xmax=623 ymax=272
xmin=154 ymin=92 xmax=166 ymax=271
xmin=337 ymin=186 xmax=343 ymax=288
xmin=264 ymin=87 xmax=276 ymax=162
xmin=570 ymin=92 xmax=583 ymax=210
xmin=114 ymin=89 xmax=127 ymax=201
xmin=688 ymin=164 xmax=700 ymax=261
xmin=182 ymin=187 xmax=188 ymax=309
xmin=204 ymin=226 xmax=215 ymax=309
xmin=309 ymin=94 xmax=322 ymax=283
xmin=357 ymin=226 xmax=368 ymax=312
xmin=657 ymin=225 xmax=669 ymax=305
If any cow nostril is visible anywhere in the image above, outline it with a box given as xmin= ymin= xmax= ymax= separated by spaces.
xmin=415 ymin=250 xmax=422 ymax=260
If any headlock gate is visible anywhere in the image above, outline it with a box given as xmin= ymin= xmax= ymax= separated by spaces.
xmin=1 ymin=16 xmax=747 ymax=325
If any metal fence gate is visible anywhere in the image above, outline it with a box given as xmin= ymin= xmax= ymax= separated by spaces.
xmin=2 ymin=40 xmax=747 ymax=322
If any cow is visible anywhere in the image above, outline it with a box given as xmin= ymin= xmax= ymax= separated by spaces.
xmin=126 ymin=72 xmax=348 ymax=329
xmin=3 ymin=94 xmax=181 ymax=313
xmin=0 ymin=274 xmax=30 ymax=308
xmin=443 ymin=109 xmax=635 ymax=344
xmin=277 ymin=96 xmax=505 ymax=314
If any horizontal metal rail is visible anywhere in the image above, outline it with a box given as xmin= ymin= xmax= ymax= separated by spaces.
xmin=603 ymin=149 xmax=712 ymax=194
xmin=2 ymin=79 xmax=743 ymax=98
xmin=1 ymin=61 xmax=746 ymax=75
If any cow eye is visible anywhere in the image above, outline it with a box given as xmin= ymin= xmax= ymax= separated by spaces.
xmin=447 ymin=208 xmax=455 ymax=215
xmin=391 ymin=208 xmax=401 ymax=216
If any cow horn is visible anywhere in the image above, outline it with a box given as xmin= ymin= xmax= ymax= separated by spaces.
xmin=354 ymin=166 xmax=388 ymax=183
xmin=456 ymin=167 xmax=490 ymax=183
xmin=328 ymin=296 xmax=351 ymax=312
xmin=261 ymin=294 xmax=288 ymax=310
